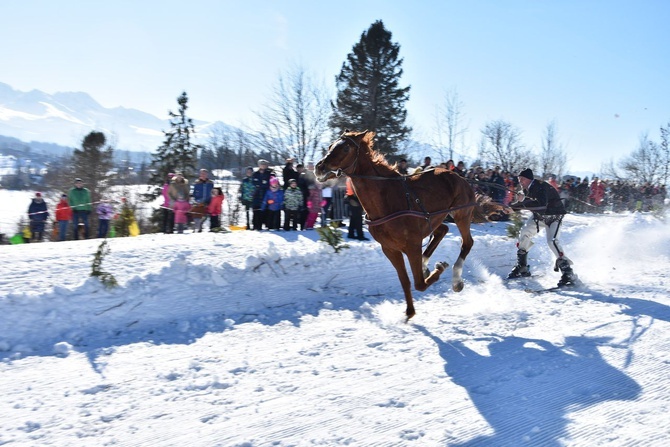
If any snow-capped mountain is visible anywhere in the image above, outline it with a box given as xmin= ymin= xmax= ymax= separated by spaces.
xmin=0 ymin=82 xmax=220 ymax=151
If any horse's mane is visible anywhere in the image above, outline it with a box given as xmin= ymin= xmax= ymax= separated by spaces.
xmin=349 ymin=130 xmax=397 ymax=173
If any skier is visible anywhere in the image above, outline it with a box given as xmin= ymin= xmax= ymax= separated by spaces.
xmin=507 ymin=168 xmax=579 ymax=287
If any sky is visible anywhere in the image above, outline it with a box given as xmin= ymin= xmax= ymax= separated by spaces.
xmin=2 ymin=0 xmax=669 ymax=173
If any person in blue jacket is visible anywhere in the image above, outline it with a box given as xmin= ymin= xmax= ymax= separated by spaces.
xmin=192 ymin=169 xmax=214 ymax=231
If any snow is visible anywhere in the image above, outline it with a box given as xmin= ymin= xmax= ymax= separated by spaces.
xmin=1 ymin=188 xmax=670 ymax=446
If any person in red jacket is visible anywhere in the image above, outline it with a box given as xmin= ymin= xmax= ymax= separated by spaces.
xmin=55 ymin=194 xmax=73 ymax=241
xmin=207 ymin=187 xmax=225 ymax=231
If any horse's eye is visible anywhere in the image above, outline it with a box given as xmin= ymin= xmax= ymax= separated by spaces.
xmin=342 ymin=145 xmax=350 ymax=153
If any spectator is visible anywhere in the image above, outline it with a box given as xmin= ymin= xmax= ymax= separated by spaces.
xmin=27 ymin=192 xmax=48 ymax=242
xmin=420 ymin=156 xmax=433 ymax=170
xmin=305 ymin=182 xmax=322 ymax=230
xmin=207 ymin=187 xmax=224 ymax=231
xmin=454 ymin=161 xmax=467 ymax=176
xmin=589 ymin=177 xmax=605 ymax=207
xmin=575 ymin=178 xmax=590 ymax=213
xmin=252 ymin=159 xmax=275 ymax=231
xmin=239 ymin=167 xmax=255 ymax=230
xmin=96 ymin=199 xmax=114 ymax=238
xmin=283 ymin=178 xmax=303 ymax=231
xmin=295 ymin=163 xmax=310 ymax=229
xmin=261 ymin=177 xmax=284 ymax=230
xmin=320 ymin=182 xmax=333 ymax=227
xmin=489 ymin=166 xmax=506 ymax=203
xmin=68 ymin=178 xmax=92 ymax=240
xmin=55 ymin=193 xmax=72 ymax=242
xmin=173 ymin=194 xmax=191 ymax=234
xmin=345 ymin=177 xmax=368 ymax=240
xmin=193 ymin=169 xmax=214 ymax=205
xmin=397 ymin=158 xmax=409 ymax=175
xmin=282 ymin=158 xmax=299 ymax=189
xmin=161 ymin=173 xmax=175 ymax=234
xmin=168 ymin=172 xmax=190 ymax=207
xmin=192 ymin=169 xmax=214 ymax=232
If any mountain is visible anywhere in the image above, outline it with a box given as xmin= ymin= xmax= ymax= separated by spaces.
xmin=0 ymin=82 xmax=223 ymax=152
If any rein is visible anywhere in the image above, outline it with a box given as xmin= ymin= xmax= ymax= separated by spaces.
xmin=365 ymin=202 xmax=477 ymax=227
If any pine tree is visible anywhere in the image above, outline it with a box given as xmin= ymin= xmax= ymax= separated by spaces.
xmin=147 ymin=92 xmax=202 ymax=199
xmin=72 ymin=131 xmax=115 ymax=203
xmin=329 ymin=20 xmax=412 ymax=157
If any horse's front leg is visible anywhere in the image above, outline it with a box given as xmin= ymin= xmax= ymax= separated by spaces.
xmin=410 ymin=245 xmax=448 ymax=294
xmin=421 ymin=223 xmax=449 ymax=277
xmin=381 ymin=246 xmax=415 ymax=321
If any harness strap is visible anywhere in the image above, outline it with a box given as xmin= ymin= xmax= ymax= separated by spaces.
xmin=366 ymin=202 xmax=478 ymax=227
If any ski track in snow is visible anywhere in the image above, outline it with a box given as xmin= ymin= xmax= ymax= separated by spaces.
xmin=1 ymin=200 xmax=670 ymax=446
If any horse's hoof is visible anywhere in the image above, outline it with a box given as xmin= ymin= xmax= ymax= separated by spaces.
xmin=453 ymin=281 xmax=464 ymax=293
xmin=436 ymin=261 xmax=449 ymax=272
xmin=405 ymin=308 xmax=416 ymax=322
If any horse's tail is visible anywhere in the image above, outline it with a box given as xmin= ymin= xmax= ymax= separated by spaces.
xmin=472 ymin=193 xmax=509 ymax=223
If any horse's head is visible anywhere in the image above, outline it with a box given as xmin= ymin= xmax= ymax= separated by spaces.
xmin=315 ymin=130 xmax=374 ymax=182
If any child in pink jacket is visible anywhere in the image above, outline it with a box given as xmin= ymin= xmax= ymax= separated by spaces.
xmin=173 ymin=195 xmax=192 ymax=234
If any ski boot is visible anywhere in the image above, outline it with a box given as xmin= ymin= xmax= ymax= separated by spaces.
xmin=507 ymin=250 xmax=531 ymax=279
xmin=556 ymin=258 xmax=580 ymax=287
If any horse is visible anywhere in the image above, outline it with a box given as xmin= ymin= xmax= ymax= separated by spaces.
xmin=315 ymin=130 xmax=487 ymax=321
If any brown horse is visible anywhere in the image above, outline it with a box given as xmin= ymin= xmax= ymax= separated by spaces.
xmin=315 ymin=130 xmax=480 ymax=321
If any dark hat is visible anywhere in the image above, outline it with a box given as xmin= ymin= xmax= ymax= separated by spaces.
xmin=289 ymin=178 xmax=297 ymax=183
xmin=35 ymin=192 xmax=42 ymax=197
xmin=75 ymin=178 xmax=83 ymax=183
xmin=61 ymin=193 xmax=68 ymax=198
xmin=519 ymin=168 xmax=534 ymax=180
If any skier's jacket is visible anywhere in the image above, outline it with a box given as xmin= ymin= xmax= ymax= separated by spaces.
xmin=512 ymin=178 xmax=566 ymax=218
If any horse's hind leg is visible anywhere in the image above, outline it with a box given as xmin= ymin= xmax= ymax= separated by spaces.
xmin=421 ymin=223 xmax=449 ymax=278
xmin=381 ymin=246 xmax=416 ymax=321
xmin=451 ymin=212 xmax=474 ymax=292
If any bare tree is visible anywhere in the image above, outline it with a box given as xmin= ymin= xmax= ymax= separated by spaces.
xmin=254 ymin=65 xmax=332 ymax=164
xmin=539 ymin=120 xmax=568 ymax=179
xmin=433 ymin=88 xmax=468 ymax=162
xmin=618 ymin=131 xmax=669 ymax=185
xmin=478 ymin=119 xmax=535 ymax=173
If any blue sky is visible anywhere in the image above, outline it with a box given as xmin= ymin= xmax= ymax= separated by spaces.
xmin=2 ymin=0 xmax=669 ymax=173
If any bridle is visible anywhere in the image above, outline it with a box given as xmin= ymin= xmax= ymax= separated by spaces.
xmin=323 ymin=135 xmax=361 ymax=179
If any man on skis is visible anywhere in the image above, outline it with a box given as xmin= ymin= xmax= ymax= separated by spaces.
xmin=507 ymin=168 xmax=580 ymax=287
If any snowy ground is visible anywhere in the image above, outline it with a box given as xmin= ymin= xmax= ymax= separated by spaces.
xmin=1 ymin=188 xmax=670 ymax=446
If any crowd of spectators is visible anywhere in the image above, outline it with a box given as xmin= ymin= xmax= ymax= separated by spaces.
xmin=419 ymin=159 xmax=667 ymax=214
xmin=4 ymin=156 xmax=667 ymax=245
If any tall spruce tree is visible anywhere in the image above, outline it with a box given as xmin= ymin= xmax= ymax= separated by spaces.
xmin=329 ymin=20 xmax=411 ymax=157
xmin=147 ymin=92 xmax=201 ymax=196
